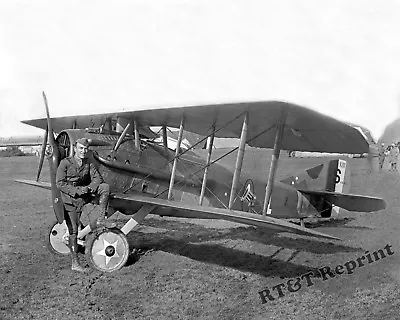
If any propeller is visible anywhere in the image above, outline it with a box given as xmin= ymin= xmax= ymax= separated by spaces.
xmin=36 ymin=125 xmax=48 ymax=182
xmin=42 ymin=91 xmax=65 ymax=223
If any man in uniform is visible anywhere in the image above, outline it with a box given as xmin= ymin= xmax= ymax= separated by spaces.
xmin=56 ymin=138 xmax=115 ymax=272
xmin=388 ymin=142 xmax=399 ymax=172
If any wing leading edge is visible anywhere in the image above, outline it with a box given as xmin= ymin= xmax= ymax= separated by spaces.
xmin=16 ymin=179 xmax=51 ymax=190
xmin=22 ymin=101 xmax=369 ymax=154
xmin=16 ymin=179 xmax=339 ymax=239
xmin=112 ymin=193 xmax=340 ymax=240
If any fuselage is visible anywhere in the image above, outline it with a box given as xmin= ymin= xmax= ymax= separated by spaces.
xmin=56 ymin=129 xmax=330 ymax=220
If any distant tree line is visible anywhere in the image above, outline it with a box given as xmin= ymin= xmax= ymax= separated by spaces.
xmin=0 ymin=146 xmax=31 ymax=157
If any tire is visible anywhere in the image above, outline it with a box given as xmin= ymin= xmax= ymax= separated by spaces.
xmin=85 ymin=228 xmax=129 ymax=272
xmin=46 ymin=221 xmax=70 ymax=255
xmin=46 ymin=221 xmax=86 ymax=255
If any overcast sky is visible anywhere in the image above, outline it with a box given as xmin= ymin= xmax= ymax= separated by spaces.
xmin=1 ymin=1 xmax=399 ymax=140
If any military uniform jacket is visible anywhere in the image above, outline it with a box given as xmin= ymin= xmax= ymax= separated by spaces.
xmin=56 ymin=156 xmax=104 ymax=205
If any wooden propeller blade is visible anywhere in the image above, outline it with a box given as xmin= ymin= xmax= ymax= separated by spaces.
xmin=42 ymin=91 xmax=64 ymax=223
xmin=36 ymin=125 xmax=48 ymax=182
xmin=42 ymin=91 xmax=56 ymax=147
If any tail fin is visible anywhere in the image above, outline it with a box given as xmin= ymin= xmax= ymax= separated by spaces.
xmin=328 ymin=159 xmax=350 ymax=216
xmin=280 ymin=159 xmax=350 ymax=192
xmin=280 ymin=159 xmax=351 ymax=217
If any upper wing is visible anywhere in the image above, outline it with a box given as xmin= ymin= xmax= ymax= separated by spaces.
xmin=22 ymin=101 xmax=369 ymax=154
xmin=299 ymin=189 xmax=387 ymax=212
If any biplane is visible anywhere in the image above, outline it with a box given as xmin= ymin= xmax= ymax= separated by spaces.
xmin=16 ymin=92 xmax=386 ymax=272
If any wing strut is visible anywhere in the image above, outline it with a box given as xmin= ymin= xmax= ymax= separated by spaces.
xmin=114 ymin=121 xmax=132 ymax=151
xmin=229 ymin=113 xmax=248 ymax=209
xmin=199 ymin=126 xmax=215 ymax=205
xmin=134 ymin=120 xmax=140 ymax=150
xmin=262 ymin=108 xmax=288 ymax=215
xmin=162 ymin=125 xmax=168 ymax=149
xmin=103 ymin=117 xmax=112 ymax=131
xmin=168 ymin=116 xmax=185 ymax=200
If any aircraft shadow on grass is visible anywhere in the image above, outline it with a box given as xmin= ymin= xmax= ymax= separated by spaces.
xmin=130 ymin=217 xmax=364 ymax=254
xmin=126 ymin=236 xmax=325 ymax=279
xmin=123 ymin=219 xmax=363 ymax=278
xmin=288 ymin=216 xmax=375 ymax=230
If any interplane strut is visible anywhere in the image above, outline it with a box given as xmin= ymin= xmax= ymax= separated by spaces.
xmin=229 ymin=113 xmax=248 ymax=209
xmin=199 ymin=127 xmax=215 ymax=205
xmin=168 ymin=117 xmax=185 ymax=200
xmin=263 ymin=108 xmax=288 ymax=215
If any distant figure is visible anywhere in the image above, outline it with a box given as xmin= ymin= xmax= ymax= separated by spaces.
xmin=378 ymin=143 xmax=386 ymax=171
xmin=388 ymin=143 xmax=399 ymax=172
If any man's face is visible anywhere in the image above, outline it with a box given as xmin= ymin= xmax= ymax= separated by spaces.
xmin=74 ymin=142 xmax=88 ymax=159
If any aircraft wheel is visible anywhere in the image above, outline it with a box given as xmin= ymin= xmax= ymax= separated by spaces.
xmin=46 ymin=221 xmax=70 ymax=255
xmin=85 ymin=228 xmax=129 ymax=272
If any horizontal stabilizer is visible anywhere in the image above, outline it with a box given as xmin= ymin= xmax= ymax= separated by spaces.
xmin=299 ymin=190 xmax=386 ymax=212
xmin=113 ymin=193 xmax=340 ymax=240
xmin=15 ymin=179 xmax=51 ymax=190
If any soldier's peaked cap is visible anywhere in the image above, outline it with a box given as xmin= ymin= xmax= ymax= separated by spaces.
xmin=75 ymin=138 xmax=89 ymax=147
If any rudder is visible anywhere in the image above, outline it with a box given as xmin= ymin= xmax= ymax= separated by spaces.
xmin=280 ymin=159 xmax=351 ymax=218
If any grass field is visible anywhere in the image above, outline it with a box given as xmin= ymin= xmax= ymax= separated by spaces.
xmin=1 ymin=153 xmax=400 ymax=319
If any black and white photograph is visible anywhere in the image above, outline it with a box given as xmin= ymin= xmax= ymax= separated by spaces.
xmin=1 ymin=1 xmax=399 ymax=319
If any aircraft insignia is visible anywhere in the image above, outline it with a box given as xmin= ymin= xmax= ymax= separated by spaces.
xmin=95 ymin=238 xmax=120 ymax=267
xmin=241 ymin=180 xmax=256 ymax=206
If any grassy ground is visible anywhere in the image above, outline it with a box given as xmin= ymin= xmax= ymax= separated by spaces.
xmin=1 ymin=154 xmax=400 ymax=319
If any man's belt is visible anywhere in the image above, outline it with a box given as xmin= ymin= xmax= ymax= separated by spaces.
xmin=67 ymin=181 xmax=80 ymax=187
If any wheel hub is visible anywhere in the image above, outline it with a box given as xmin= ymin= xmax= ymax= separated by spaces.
xmin=105 ymin=245 xmax=115 ymax=256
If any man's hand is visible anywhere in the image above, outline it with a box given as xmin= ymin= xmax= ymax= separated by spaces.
xmin=76 ymin=186 xmax=89 ymax=196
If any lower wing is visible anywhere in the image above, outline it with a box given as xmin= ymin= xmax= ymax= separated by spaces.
xmin=16 ymin=179 xmax=339 ymax=240
xmin=16 ymin=179 xmax=52 ymax=190
xmin=112 ymin=193 xmax=339 ymax=240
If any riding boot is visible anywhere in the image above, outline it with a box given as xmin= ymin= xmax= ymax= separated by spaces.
xmin=69 ymin=234 xmax=85 ymax=273
xmin=97 ymin=190 xmax=116 ymax=228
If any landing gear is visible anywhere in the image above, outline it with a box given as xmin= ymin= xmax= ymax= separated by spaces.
xmin=46 ymin=221 xmax=85 ymax=255
xmin=47 ymin=220 xmax=130 ymax=272
xmin=85 ymin=228 xmax=129 ymax=272
xmin=46 ymin=221 xmax=70 ymax=255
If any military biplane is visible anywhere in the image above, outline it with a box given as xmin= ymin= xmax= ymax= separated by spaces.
xmin=16 ymin=92 xmax=386 ymax=272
